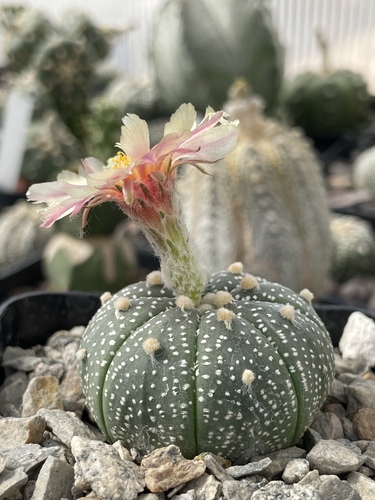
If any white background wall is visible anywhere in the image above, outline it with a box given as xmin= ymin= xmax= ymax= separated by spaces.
xmin=0 ymin=0 xmax=374 ymax=91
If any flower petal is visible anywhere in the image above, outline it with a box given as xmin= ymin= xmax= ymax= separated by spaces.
xmin=164 ymin=103 xmax=197 ymax=136
xmin=119 ymin=114 xmax=150 ymax=160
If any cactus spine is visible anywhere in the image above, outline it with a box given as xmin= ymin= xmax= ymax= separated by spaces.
xmin=80 ymin=265 xmax=334 ymax=462
xmin=179 ymin=84 xmax=332 ymax=296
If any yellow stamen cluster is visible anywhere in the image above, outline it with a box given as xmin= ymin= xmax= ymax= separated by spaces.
xmin=107 ymin=151 xmax=133 ymax=170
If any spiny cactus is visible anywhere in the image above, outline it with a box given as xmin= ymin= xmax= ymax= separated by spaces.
xmin=0 ymin=201 xmax=53 ymax=272
xmin=353 ymin=146 xmax=375 ymax=198
xmin=152 ymin=0 xmax=284 ymax=114
xmin=21 ymin=111 xmax=83 ymax=184
xmin=1 ymin=7 xmax=54 ymax=73
xmin=179 ymin=83 xmax=332 ymax=297
xmin=281 ymin=32 xmax=371 ymax=138
xmin=27 ymin=102 xmax=334 ymax=463
xmin=35 ymin=36 xmax=93 ymax=144
xmin=330 ymin=215 xmax=375 ymax=283
xmin=43 ymin=223 xmax=138 ymax=293
xmin=80 ymin=264 xmax=334 ymax=462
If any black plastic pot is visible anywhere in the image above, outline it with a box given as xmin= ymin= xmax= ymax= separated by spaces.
xmin=0 ymin=291 xmax=101 ymax=383
xmin=1 ymin=291 xmax=375 ymax=357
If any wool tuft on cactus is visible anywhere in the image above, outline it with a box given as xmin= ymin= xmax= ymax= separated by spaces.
xmin=27 ymin=103 xmax=334 ymax=462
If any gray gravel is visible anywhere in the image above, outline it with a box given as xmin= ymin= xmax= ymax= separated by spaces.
xmin=1 ymin=317 xmax=375 ymax=499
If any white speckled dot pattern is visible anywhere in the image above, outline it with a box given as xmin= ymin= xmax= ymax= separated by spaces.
xmin=79 ymin=271 xmax=334 ymax=463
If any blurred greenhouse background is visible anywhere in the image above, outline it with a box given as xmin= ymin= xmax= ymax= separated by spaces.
xmin=1 ymin=0 xmax=375 ymax=305
xmin=0 ymin=0 xmax=374 ymax=88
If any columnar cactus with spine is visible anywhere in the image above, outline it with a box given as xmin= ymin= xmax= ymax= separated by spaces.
xmin=27 ymin=103 xmax=335 ymax=462
xmin=179 ymin=82 xmax=332 ymax=297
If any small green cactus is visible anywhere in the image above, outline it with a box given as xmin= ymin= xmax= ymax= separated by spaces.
xmin=152 ymin=0 xmax=284 ymax=114
xmin=179 ymin=83 xmax=332 ymax=297
xmin=80 ymin=265 xmax=334 ymax=462
xmin=281 ymin=33 xmax=371 ymax=138
xmin=0 ymin=201 xmax=53 ymax=272
xmin=27 ymin=102 xmax=334 ymax=463
xmin=353 ymin=146 xmax=375 ymax=198
xmin=43 ymin=224 xmax=138 ymax=293
xmin=1 ymin=7 xmax=54 ymax=73
xmin=21 ymin=111 xmax=83 ymax=184
xmin=330 ymin=215 xmax=375 ymax=283
xmin=35 ymin=36 xmax=94 ymax=144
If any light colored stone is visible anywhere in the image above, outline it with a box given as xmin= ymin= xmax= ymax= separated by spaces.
xmin=180 ymin=472 xmax=222 ymax=499
xmin=327 ymin=378 xmax=348 ymax=405
xmin=346 ymin=378 xmax=375 ymax=419
xmin=22 ymin=375 xmax=63 ymax=417
xmin=31 ymin=456 xmax=74 ymax=499
xmin=222 ymin=479 xmax=259 ymax=500
xmin=310 ymin=411 xmax=344 ymax=440
xmin=201 ymin=453 xmax=232 ymax=482
xmin=252 ymin=481 xmax=322 ymax=499
xmin=298 ymin=470 xmax=322 ymax=489
xmin=0 ymin=454 xmax=6 ymax=474
xmin=36 ymin=408 xmax=100 ymax=447
xmin=33 ymin=360 xmax=65 ymax=380
xmin=112 ymin=440 xmax=133 ymax=461
xmin=1 ymin=443 xmax=61 ymax=473
xmin=141 ymin=445 xmax=206 ymax=493
xmin=0 ymin=372 xmax=28 ymax=415
xmin=71 ymin=436 xmax=145 ymax=500
xmin=339 ymin=312 xmax=375 ymax=365
xmin=347 ymin=471 xmax=375 ymax=498
xmin=0 ymin=416 xmax=46 ymax=451
xmin=59 ymin=364 xmax=85 ymax=416
xmin=306 ymin=440 xmax=361 ymax=475
xmin=318 ymin=475 xmax=361 ymax=500
xmin=352 ymin=408 xmax=375 ymax=440
xmin=282 ymin=458 xmax=310 ymax=484
xmin=253 ymin=446 xmax=307 ymax=479
xmin=0 ymin=467 xmax=28 ymax=499
xmin=226 ymin=458 xmax=272 ymax=479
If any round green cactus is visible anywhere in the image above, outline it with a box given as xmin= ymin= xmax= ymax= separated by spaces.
xmin=79 ymin=265 xmax=334 ymax=462
xmin=330 ymin=215 xmax=375 ymax=283
xmin=353 ymin=146 xmax=375 ymax=198
xmin=281 ymin=33 xmax=371 ymax=138
xmin=151 ymin=0 xmax=284 ymax=114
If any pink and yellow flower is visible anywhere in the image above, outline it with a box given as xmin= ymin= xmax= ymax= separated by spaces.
xmin=27 ymin=103 xmax=238 ymax=300
xmin=27 ymin=103 xmax=238 ymax=229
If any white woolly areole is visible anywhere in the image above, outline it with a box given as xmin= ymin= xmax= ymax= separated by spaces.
xmin=146 ymin=270 xmax=164 ymax=287
xmin=176 ymin=295 xmax=195 ymax=311
xmin=114 ymin=296 xmax=131 ymax=312
xmin=76 ymin=348 xmax=87 ymax=361
xmin=143 ymin=338 xmax=161 ymax=356
xmin=300 ymin=288 xmax=314 ymax=304
xmin=242 ymin=369 xmax=255 ymax=386
xmin=228 ymin=262 xmax=244 ymax=274
xmin=217 ymin=307 xmax=236 ymax=330
xmin=241 ymin=273 xmax=260 ymax=290
xmin=201 ymin=293 xmax=217 ymax=306
xmin=215 ymin=291 xmax=233 ymax=307
xmin=100 ymin=291 xmax=112 ymax=305
xmin=279 ymin=304 xmax=295 ymax=321
xmin=198 ymin=303 xmax=213 ymax=313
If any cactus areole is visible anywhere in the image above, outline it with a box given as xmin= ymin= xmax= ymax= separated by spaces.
xmin=27 ymin=103 xmax=334 ymax=462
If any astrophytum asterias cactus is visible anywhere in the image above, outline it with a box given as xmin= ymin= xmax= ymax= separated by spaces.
xmin=27 ymin=103 xmax=334 ymax=463
xmin=80 ymin=264 xmax=334 ymax=462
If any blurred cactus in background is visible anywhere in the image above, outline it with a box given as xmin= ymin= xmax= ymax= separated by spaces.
xmin=151 ymin=0 xmax=284 ymax=115
xmin=179 ymin=81 xmax=332 ymax=297
xmin=281 ymin=31 xmax=372 ymax=139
